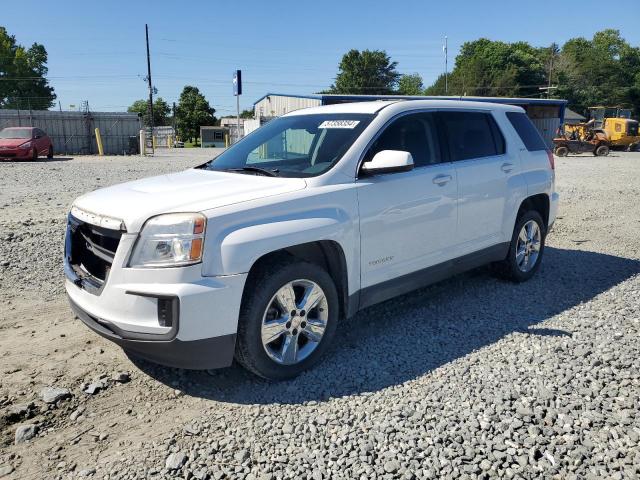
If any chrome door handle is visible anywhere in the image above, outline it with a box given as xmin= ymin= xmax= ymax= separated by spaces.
xmin=501 ymin=162 xmax=514 ymax=173
xmin=432 ymin=174 xmax=452 ymax=186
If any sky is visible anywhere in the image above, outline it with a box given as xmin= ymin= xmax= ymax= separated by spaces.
xmin=2 ymin=0 xmax=638 ymax=115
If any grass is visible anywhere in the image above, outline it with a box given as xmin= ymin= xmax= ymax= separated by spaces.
xmin=184 ymin=139 xmax=200 ymax=148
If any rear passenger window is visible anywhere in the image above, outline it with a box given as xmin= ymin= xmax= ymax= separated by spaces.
xmin=367 ymin=112 xmax=441 ymax=168
xmin=438 ymin=111 xmax=504 ymax=161
xmin=506 ymin=112 xmax=547 ymax=151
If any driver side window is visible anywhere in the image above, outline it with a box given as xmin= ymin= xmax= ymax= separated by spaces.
xmin=366 ymin=112 xmax=441 ymax=168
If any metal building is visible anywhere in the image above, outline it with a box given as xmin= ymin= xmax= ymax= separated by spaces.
xmin=0 ymin=109 xmax=142 ymax=155
xmin=252 ymin=93 xmax=568 ymax=147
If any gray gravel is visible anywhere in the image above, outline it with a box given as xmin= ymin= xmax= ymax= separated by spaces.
xmin=0 ymin=150 xmax=639 ymax=479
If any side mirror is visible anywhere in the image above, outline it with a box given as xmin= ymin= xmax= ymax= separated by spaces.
xmin=361 ymin=150 xmax=414 ymax=175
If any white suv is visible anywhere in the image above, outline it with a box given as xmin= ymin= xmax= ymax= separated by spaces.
xmin=65 ymin=100 xmax=559 ymax=380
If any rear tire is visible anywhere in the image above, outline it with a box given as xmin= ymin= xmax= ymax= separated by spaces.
xmin=47 ymin=145 xmax=53 ymax=159
xmin=594 ymin=145 xmax=610 ymax=156
xmin=494 ymin=210 xmax=546 ymax=283
xmin=235 ymin=258 xmax=339 ymax=380
xmin=554 ymin=146 xmax=569 ymax=157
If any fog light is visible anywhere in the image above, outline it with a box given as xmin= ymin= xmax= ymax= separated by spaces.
xmin=157 ymin=297 xmax=179 ymax=327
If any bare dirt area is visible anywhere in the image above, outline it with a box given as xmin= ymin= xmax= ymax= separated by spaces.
xmin=0 ymin=150 xmax=639 ymax=480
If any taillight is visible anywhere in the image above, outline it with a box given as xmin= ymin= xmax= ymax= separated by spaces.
xmin=546 ymin=150 xmax=555 ymax=170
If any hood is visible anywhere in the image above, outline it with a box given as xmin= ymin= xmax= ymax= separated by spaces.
xmin=73 ymin=169 xmax=307 ymax=232
xmin=0 ymin=138 xmax=31 ymax=148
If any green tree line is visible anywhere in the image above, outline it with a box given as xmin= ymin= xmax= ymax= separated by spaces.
xmin=328 ymin=29 xmax=640 ymax=116
xmin=3 ymin=24 xmax=639 ymax=124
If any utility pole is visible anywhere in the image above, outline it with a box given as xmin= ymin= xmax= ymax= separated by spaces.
xmin=172 ymin=101 xmax=177 ymax=133
xmin=444 ymin=36 xmax=448 ymax=95
xmin=145 ymin=24 xmax=154 ymax=153
xmin=539 ymin=86 xmax=558 ymax=98
xmin=540 ymin=43 xmax=558 ymax=99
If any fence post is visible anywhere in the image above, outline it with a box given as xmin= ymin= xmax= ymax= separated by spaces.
xmin=95 ymin=128 xmax=104 ymax=156
xmin=59 ymin=102 xmax=67 ymax=155
xmin=140 ymin=130 xmax=146 ymax=155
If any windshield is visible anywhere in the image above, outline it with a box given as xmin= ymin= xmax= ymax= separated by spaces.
xmin=200 ymin=113 xmax=374 ymax=177
xmin=0 ymin=128 xmax=32 ymax=139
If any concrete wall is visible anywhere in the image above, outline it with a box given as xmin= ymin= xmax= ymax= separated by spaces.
xmin=0 ymin=110 xmax=142 ymax=155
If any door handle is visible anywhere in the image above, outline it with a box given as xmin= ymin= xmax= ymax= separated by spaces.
xmin=432 ymin=174 xmax=452 ymax=186
xmin=501 ymin=162 xmax=514 ymax=173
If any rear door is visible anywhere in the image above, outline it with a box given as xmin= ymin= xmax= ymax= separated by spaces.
xmin=438 ymin=110 xmax=515 ymax=254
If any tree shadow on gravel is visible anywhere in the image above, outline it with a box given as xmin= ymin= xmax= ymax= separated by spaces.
xmin=131 ymin=247 xmax=640 ymax=404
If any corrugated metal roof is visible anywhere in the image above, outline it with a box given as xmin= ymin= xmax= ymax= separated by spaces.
xmin=252 ymin=93 xmax=322 ymax=105
xmin=253 ymin=93 xmax=568 ymax=108
xmin=564 ymin=108 xmax=586 ymax=121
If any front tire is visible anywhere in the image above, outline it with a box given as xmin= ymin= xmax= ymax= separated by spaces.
xmin=47 ymin=145 xmax=54 ymax=159
xmin=495 ymin=210 xmax=546 ymax=282
xmin=235 ymin=259 xmax=339 ymax=380
xmin=594 ymin=145 xmax=610 ymax=156
xmin=31 ymin=148 xmax=38 ymax=161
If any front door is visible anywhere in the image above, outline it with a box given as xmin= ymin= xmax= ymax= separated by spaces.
xmin=357 ymin=111 xmax=458 ymax=298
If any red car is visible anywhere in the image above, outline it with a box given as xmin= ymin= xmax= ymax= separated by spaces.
xmin=0 ymin=127 xmax=54 ymax=160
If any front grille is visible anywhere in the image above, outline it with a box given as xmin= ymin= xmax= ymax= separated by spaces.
xmin=0 ymin=152 xmax=16 ymax=157
xmin=66 ymin=215 xmax=122 ymax=292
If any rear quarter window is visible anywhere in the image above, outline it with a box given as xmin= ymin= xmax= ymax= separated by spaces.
xmin=506 ymin=112 xmax=547 ymax=151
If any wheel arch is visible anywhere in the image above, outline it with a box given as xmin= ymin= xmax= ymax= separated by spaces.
xmin=517 ymin=193 xmax=550 ymax=229
xmin=245 ymin=240 xmax=352 ymax=321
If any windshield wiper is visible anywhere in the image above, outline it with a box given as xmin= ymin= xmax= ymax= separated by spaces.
xmin=224 ymin=166 xmax=280 ymax=177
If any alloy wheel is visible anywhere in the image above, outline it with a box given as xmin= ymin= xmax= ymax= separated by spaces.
xmin=261 ymin=279 xmax=329 ymax=365
xmin=515 ymin=220 xmax=542 ymax=272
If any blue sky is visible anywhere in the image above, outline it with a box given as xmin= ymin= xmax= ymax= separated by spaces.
xmin=2 ymin=0 xmax=638 ymax=115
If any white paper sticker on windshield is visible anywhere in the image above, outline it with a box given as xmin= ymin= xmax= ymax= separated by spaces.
xmin=318 ymin=120 xmax=360 ymax=129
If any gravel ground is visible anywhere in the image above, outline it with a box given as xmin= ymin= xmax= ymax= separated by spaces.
xmin=0 ymin=150 xmax=639 ymax=479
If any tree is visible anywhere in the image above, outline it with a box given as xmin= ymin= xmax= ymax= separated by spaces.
xmin=328 ymin=49 xmax=400 ymax=95
xmin=221 ymin=109 xmax=254 ymax=121
xmin=422 ymin=30 xmax=640 ymax=116
xmin=425 ymin=38 xmax=546 ymax=97
xmin=0 ymin=27 xmax=56 ymax=110
xmin=175 ymin=86 xmax=216 ymax=142
xmin=555 ymin=30 xmax=640 ymax=116
xmin=128 ymin=97 xmax=171 ymax=127
xmin=397 ymin=73 xmax=424 ymax=95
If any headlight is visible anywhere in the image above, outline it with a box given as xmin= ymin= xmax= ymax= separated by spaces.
xmin=129 ymin=213 xmax=206 ymax=268
xmin=20 ymin=141 xmax=33 ymax=148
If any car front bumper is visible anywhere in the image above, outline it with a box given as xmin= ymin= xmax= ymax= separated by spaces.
xmin=68 ymin=296 xmax=237 ymax=369
xmin=64 ymin=224 xmax=248 ymax=369
xmin=0 ymin=147 xmax=32 ymax=159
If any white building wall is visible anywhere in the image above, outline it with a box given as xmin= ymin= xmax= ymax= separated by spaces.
xmin=254 ymin=95 xmax=321 ymax=118
xmin=243 ymin=119 xmax=261 ymax=136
